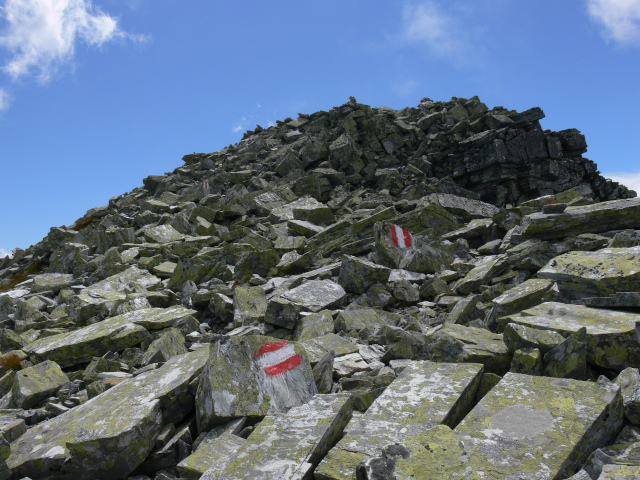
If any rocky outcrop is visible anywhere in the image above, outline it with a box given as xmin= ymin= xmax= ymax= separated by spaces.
xmin=0 ymin=96 xmax=638 ymax=480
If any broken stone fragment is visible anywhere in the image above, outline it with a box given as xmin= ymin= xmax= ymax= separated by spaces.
xmin=613 ymin=367 xmax=640 ymax=425
xmin=502 ymin=322 xmax=566 ymax=355
xmin=30 ymin=273 xmax=75 ymax=293
xmin=426 ymin=324 xmax=512 ymax=374
xmin=510 ymin=347 xmax=543 ymax=375
xmin=491 ymin=277 xmax=555 ymax=319
xmin=543 ymin=327 xmax=589 ymax=380
xmin=11 ymin=360 xmax=69 ymax=409
xmin=293 ymin=310 xmax=335 ymax=342
xmin=299 ymin=333 xmax=358 ymax=365
xmin=338 ymin=255 xmax=391 ymax=295
xmin=196 ymin=335 xmax=317 ymax=432
xmin=232 ymin=285 xmax=267 ymax=328
xmin=281 ymin=279 xmax=347 ymax=313
xmin=141 ymin=327 xmax=188 ymax=365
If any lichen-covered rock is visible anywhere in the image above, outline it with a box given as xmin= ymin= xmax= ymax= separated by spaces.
xmin=522 ymin=197 xmax=640 ymax=239
xmin=338 ymin=255 xmax=391 ymax=295
xmin=24 ymin=314 xmax=150 ymax=367
xmin=293 ymin=310 xmax=334 ymax=341
xmin=500 ymin=302 xmax=640 ymax=371
xmin=280 ymin=279 xmax=347 ymax=313
xmin=510 ymin=347 xmax=543 ymax=375
xmin=316 ymin=361 xmax=482 ymax=480
xmin=141 ymin=327 xmax=187 ymax=365
xmin=178 ymin=432 xmax=245 ymax=480
xmin=233 ymin=285 xmax=267 ymax=327
xmin=203 ymin=393 xmax=353 ymax=480
xmin=426 ymin=324 xmax=512 ymax=374
xmin=502 ymin=322 xmax=566 ymax=354
xmin=7 ymin=347 xmax=209 ymax=480
xmin=11 ymin=360 xmax=69 ymax=409
xmin=543 ymin=327 xmax=589 ymax=380
xmin=614 ymin=368 xmax=640 ymax=425
xmin=381 ymin=373 xmax=623 ymax=479
xmin=491 ymin=278 xmax=555 ymax=318
xmin=454 ymin=255 xmax=507 ymax=295
xmin=31 ymin=273 xmax=75 ymax=293
xmin=196 ymin=335 xmax=317 ymax=432
xmin=538 ymin=246 xmax=640 ymax=300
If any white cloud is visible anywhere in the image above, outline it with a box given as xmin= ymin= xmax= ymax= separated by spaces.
xmin=587 ymin=0 xmax=640 ymax=45
xmin=0 ymin=0 xmax=147 ymax=83
xmin=401 ymin=2 xmax=461 ymax=56
xmin=392 ymin=78 xmax=419 ymax=96
xmin=603 ymin=171 xmax=640 ymax=193
xmin=0 ymin=248 xmax=11 ymax=258
xmin=0 ymin=87 xmax=10 ymax=110
xmin=398 ymin=1 xmax=487 ymax=68
xmin=231 ymin=123 xmax=243 ymax=133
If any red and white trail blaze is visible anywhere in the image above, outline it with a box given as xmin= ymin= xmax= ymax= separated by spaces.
xmin=254 ymin=341 xmax=303 ymax=376
xmin=390 ymin=224 xmax=413 ymax=248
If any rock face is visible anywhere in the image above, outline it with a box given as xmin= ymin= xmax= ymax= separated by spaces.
xmin=0 ymin=96 xmax=638 ymax=480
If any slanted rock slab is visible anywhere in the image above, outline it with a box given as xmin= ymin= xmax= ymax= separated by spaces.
xmin=316 ymin=361 xmax=483 ymax=480
xmin=500 ymin=302 xmax=640 ymax=371
xmin=538 ymin=246 xmax=640 ymax=300
xmin=7 ymin=347 xmax=210 ymax=480
xmin=202 ymin=393 xmax=354 ymax=480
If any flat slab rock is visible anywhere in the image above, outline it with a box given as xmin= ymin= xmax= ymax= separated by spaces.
xmin=202 ymin=393 xmax=354 ymax=480
xmin=315 ymin=361 xmax=483 ymax=480
xmin=538 ymin=246 xmax=640 ymax=300
xmin=24 ymin=306 xmax=196 ymax=367
xmin=522 ymin=197 xmax=640 ymax=239
xmin=281 ymin=279 xmax=347 ymax=312
xmin=7 ymin=347 xmax=210 ymax=480
xmin=500 ymin=302 xmax=640 ymax=370
xmin=378 ymin=373 xmax=623 ymax=479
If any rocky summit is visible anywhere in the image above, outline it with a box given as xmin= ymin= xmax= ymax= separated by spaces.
xmin=1 ymin=95 xmax=640 ymax=480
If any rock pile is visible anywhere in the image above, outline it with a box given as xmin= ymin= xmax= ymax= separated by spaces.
xmin=0 ymin=96 xmax=639 ymax=480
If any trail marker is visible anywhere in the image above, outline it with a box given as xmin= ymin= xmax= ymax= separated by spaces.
xmin=254 ymin=341 xmax=302 ymax=376
xmin=391 ymin=224 xmax=413 ymax=249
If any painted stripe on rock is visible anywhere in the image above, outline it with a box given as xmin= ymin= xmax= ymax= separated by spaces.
xmin=254 ymin=341 xmax=303 ymax=376
xmin=391 ymin=224 xmax=412 ymax=249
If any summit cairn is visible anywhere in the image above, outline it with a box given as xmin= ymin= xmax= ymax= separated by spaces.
xmin=0 ymin=96 xmax=638 ymax=479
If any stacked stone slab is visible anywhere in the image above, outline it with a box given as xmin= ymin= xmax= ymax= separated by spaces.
xmin=0 ymin=96 xmax=638 ymax=480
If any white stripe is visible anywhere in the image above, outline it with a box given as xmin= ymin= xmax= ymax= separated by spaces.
xmin=394 ymin=224 xmax=407 ymax=248
xmin=256 ymin=343 xmax=296 ymax=368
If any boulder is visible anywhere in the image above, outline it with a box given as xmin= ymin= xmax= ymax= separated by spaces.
xmin=196 ymin=336 xmax=317 ymax=432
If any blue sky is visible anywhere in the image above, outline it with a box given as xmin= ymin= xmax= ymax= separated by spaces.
xmin=1 ymin=0 xmax=639 ymax=257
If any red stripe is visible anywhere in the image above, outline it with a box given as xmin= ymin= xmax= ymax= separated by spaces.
xmin=254 ymin=341 xmax=289 ymax=358
xmin=263 ymin=354 xmax=302 ymax=375
xmin=403 ymin=228 xmax=412 ymax=247
xmin=391 ymin=224 xmax=399 ymax=247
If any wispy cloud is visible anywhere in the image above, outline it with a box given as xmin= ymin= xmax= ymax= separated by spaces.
xmin=0 ymin=248 xmax=11 ymax=258
xmin=397 ymin=1 xmax=485 ymax=68
xmin=587 ymin=0 xmax=640 ymax=46
xmin=392 ymin=78 xmax=419 ymax=96
xmin=0 ymin=0 xmax=148 ymax=83
xmin=603 ymin=171 xmax=640 ymax=193
xmin=0 ymin=87 xmax=11 ymax=110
